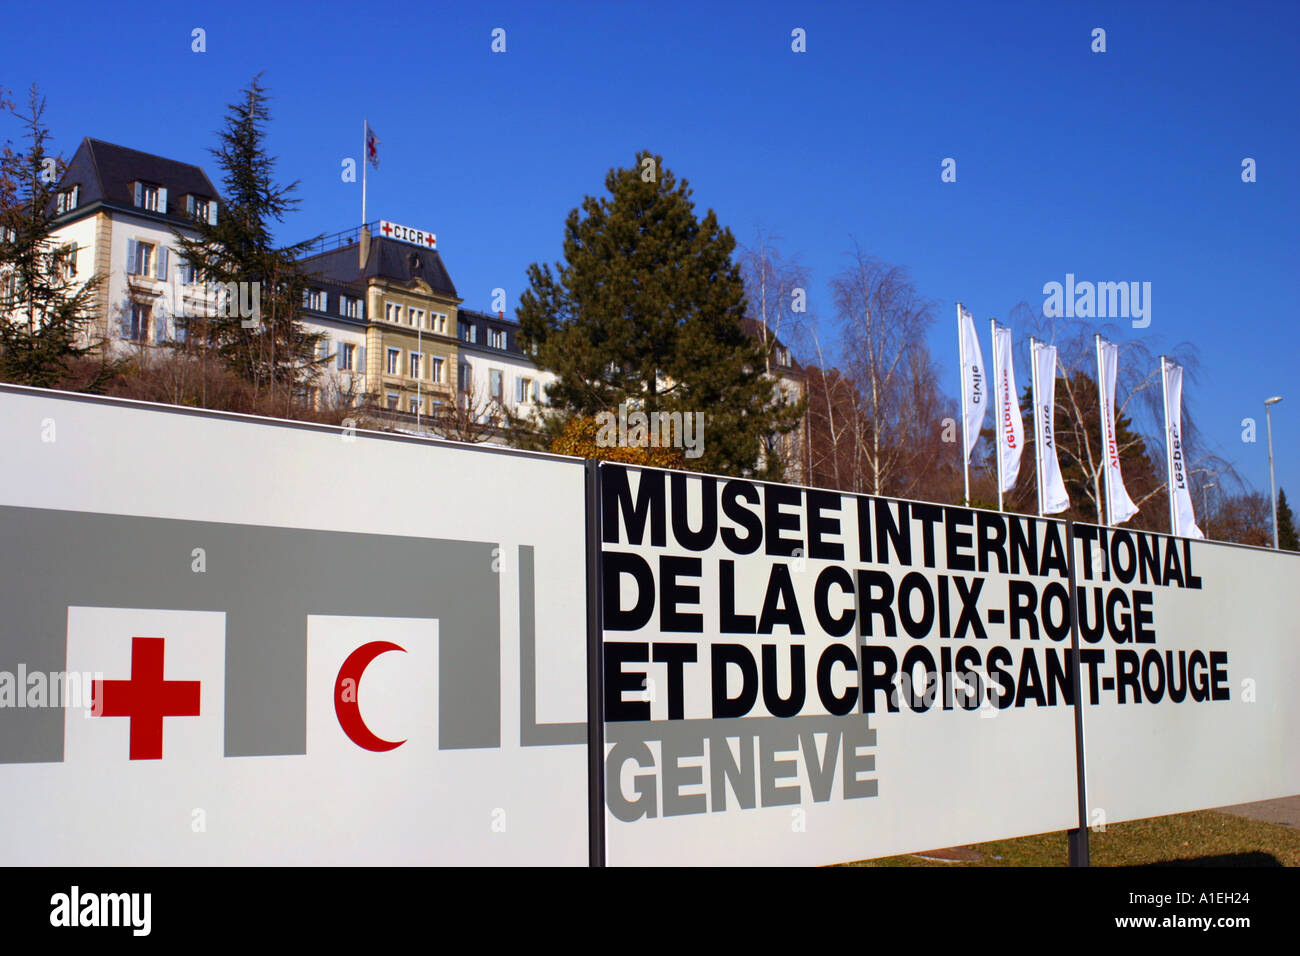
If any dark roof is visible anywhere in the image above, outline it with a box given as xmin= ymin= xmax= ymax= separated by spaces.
xmin=299 ymin=236 xmax=457 ymax=298
xmin=55 ymin=138 xmax=220 ymax=222
xmin=458 ymin=308 xmax=526 ymax=357
xmin=741 ymin=316 xmax=802 ymax=375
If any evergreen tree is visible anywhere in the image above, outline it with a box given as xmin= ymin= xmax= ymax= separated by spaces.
xmin=516 ymin=150 xmax=803 ymax=478
xmin=173 ymin=76 xmax=323 ymax=409
xmin=0 ymin=84 xmax=109 ymax=389
xmin=1277 ymin=488 xmax=1299 ymax=551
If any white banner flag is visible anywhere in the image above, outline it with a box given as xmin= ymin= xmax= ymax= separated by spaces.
xmin=1097 ymin=338 xmax=1139 ymax=525
xmin=1032 ymin=343 xmax=1070 ymax=514
xmin=958 ymin=305 xmax=987 ymax=463
xmin=993 ymin=325 xmax=1024 ymax=494
xmin=1162 ymin=360 xmax=1203 ymax=538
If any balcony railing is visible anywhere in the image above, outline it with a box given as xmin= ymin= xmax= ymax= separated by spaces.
xmin=298 ymin=221 xmax=381 ymax=259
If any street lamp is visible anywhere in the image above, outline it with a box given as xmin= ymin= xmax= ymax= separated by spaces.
xmin=1265 ymin=396 xmax=1283 ymax=549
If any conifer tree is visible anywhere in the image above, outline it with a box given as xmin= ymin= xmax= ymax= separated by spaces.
xmin=0 ymin=84 xmax=109 ymax=389
xmin=173 ymin=75 xmax=322 ymax=409
xmin=1277 ymin=488 xmax=1298 ymax=551
xmin=516 ymin=150 xmax=803 ymax=478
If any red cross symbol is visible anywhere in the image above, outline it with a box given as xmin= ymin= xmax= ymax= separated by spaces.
xmin=381 ymin=222 xmax=393 ymax=236
xmin=424 ymin=234 xmax=435 ymax=247
xmin=92 ymin=637 xmax=201 ymax=760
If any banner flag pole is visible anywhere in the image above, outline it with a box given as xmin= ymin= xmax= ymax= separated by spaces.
xmin=991 ymin=318 xmax=1004 ymax=513
xmin=957 ymin=303 xmax=971 ymax=507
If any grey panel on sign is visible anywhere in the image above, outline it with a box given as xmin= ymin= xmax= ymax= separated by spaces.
xmin=0 ymin=506 xmax=500 ymax=762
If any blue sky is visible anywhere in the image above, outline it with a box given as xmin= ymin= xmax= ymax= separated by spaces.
xmin=5 ymin=0 xmax=1297 ymax=503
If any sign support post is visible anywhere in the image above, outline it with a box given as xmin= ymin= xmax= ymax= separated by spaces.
xmin=585 ymin=459 xmax=606 ymax=867
xmin=1066 ymin=518 xmax=1091 ymax=867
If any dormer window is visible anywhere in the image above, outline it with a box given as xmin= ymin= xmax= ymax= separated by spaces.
xmin=185 ymin=194 xmax=217 ymax=225
xmin=488 ymin=328 xmax=506 ymax=349
xmin=303 ymin=288 xmax=326 ymax=311
xmin=56 ymin=185 xmax=80 ymax=214
xmin=132 ymin=182 xmax=166 ymax=213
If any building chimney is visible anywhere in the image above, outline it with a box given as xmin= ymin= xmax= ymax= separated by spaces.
xmin=359 ymin=225 xmax=371 ymax=269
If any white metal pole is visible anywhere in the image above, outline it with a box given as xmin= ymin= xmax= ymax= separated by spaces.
xmin=1096 ymin=334 xmax=1112 ymax=527
xmin=1160 ymin=356 xmax=1178 ymax=536
xmin=1266 ymin=401 xmax=1280 ymax=549
xmin=992 ymin=318 xmax=1004 ymax=512
xmin=362 ymin=119 xmax=367 ymax=227
xmin=1030 ymin=337 xmax=1044 ymax=517
xmin=957 ymin=303 xmax=970 ymax=507
xmin=417 ymin=324 xmax=422 ymax=432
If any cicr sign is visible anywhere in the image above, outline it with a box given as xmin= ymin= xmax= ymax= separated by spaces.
xmin=378 ymin=220 xmax=436 ymax=249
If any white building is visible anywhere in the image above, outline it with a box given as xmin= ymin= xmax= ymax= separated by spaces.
xmin=455 ymin=308 xmax=555 ymax=435
xmin=47 ymin=138 xmax=222 ymax=351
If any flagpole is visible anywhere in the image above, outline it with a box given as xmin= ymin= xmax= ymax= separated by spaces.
xmin=1160 ymin=355 xmax=1177 ymax=536
xmin=957 ymin=303 xmax=970 ymax=507
xmin=361 ymin=119 xmax=367 ymax=227
xmin=991 ymin=318 xmax=1004 ymax=513
xmin=1030 ymin=337 xmax=1044 ymax=518
xmin=417 ymin=323 xmax=423 ymax=433
xmin=1096 ymin=334 xmax=1111 ymax=527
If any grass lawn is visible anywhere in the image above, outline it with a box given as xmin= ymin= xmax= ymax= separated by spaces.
xmin=845 ymin=810 xmax=1300 ymax=866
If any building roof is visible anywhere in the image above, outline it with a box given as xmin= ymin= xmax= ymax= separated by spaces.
xmin=457 ymin=307 xmax=528 ymax=358
xmin=54 ymin=138 xmax=220 ymax=223
xmin=299 ymin=235 xmax=457 ymax=299
xmin=741 ymin=316 xmax=804 ymax=378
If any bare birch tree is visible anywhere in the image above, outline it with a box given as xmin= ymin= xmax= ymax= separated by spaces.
xmin=831 ymin=246 xmax=944 ymax=498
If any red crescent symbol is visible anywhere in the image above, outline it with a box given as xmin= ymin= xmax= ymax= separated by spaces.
xmin=334 ymin=640 xmax=406 ymax=751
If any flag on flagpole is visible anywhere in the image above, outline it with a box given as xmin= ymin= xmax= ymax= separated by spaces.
xmin=365 ymin=122 xmax=381 ymax=169
xmin=1097 ymin=337 xmax=1139 ymax=525
xmin=1031 ymin=342 xmax=1071 ymax=514
xmin=992 ymin=323 xmax=1024 ymax=494
xmin=1161 ymin=357 xmax=1203 ymax=538
xmin=958 ymin=304 xmax=987 ymax=466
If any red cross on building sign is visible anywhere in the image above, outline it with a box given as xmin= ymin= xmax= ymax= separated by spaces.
xmin=377 ymin=220 xmax=436 ymax=250
xmin=92 ymin=636 xmax=201 ymax=760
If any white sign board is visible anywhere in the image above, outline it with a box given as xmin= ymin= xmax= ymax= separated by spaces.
xmin=377 ymin=219 xmax=436 ymax=249
xmin=1076 ymin=527 xmax=1300 ymax=826
xmin=597 ymin=464 xmax=1300 ymax=866
xmin=598 ymin=464 xmax=1081 ymax=866
xmin=0 ymin=387 xmax=589 ymax=865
